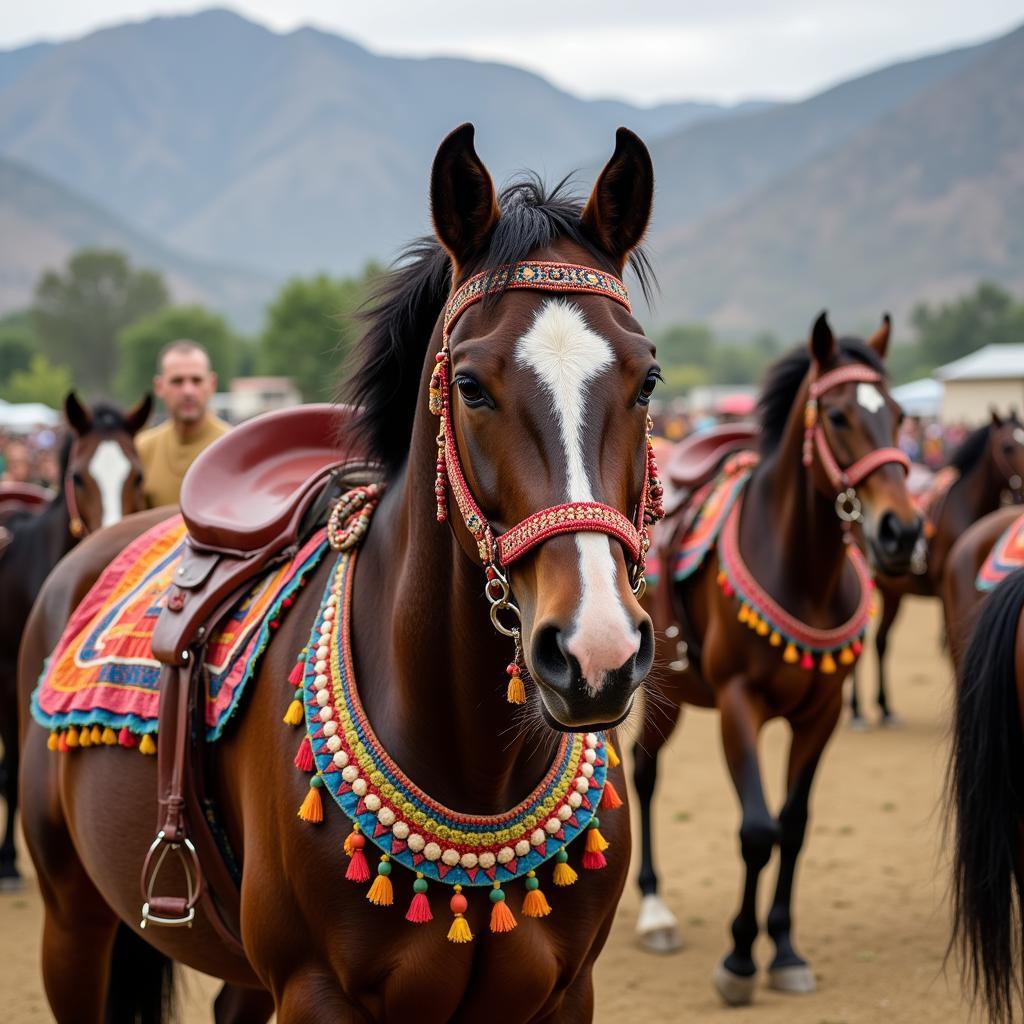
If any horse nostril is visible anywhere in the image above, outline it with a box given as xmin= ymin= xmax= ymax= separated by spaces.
xmin=533 ymin=625 xmax=575 ymax=692
xmin=635 ymin=618 xmax=655 ymax=680
xmin=878 ymin=512 xmax=921 ymax=555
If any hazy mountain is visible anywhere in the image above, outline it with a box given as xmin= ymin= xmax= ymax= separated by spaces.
xmin=0 ymin=155 xmax=274 ymax=328
xmin=654 ymin=23 xmax=1024 ymax=337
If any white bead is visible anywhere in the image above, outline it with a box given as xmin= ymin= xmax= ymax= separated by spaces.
xmin=584 ymin=749 xmax=597 ymax=764
xmin=332 ymin=750 xmax=348 ymax=768
xmin=314 ymin=660 xmax=327 ymax=674
xmin=407 ymin=833 xmax=425 ymax=852
xmin=315 ymin=689 xmax=330 ymax=707
xmin=497 ymin=846 xmax=515 ymax=864
xmin=322 ymin=604 xmax=335 ymax=619
xmin=479 ymin=852 xmax=496 ymax=869
xmin=364 ymin=794 xmax=381 ymax=812
xmin=424 ymin=842 xmax=442 ymax=861
xmin=530 ymin=829 xmax=545 ymax=847
xmin=314 ymin=677 xmax=329 ymax=693
xmin=515 ymin=840 xmax=531 ymax=858
xmin=316 ymin=645 xmax=329 ymax=660
xmin=323 ymin=720 xmax=338 ymax=737
xmin=544 ymin=817 xmax=560 ymax=834
xmin=568 ymin=792 xmax=583 ymax=809
xmin=352 ymin=778 xmax=367 ymax=797
xmin=318 ymin=621 xmax=331 ymax=637
xmin=318 ymin=707 xmax=333 ymax=723
xmin=459 ymin=852 xmax=478 ymax=869
xmin=575 ymin=777 xmax=589 ymax=793
xmin=341 ymin=765 xmax=359 ymax=782
xmin=581 ymin=763 xmax=594 ymax=779
xmin=441 ymin=848 xmax=460 ymax=866
xmin=326 ymin=595 xmax=337 ymax=608
xmin=378 ymin=808 xmax=396 ymax=827
xmin=585 ymin=733 xmax=599 ymax=749
xmin=557 ymin=804 xmax=572 ymax=821
xmin=392 ymin=821 xmax=409 ymax=840
xmin=326 ymin=735 xmax=342 ymax=753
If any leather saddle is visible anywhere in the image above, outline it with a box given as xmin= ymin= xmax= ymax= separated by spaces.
xmin=141 ymin=404 xmax=372 ymax=953
xmin=0 ymin=482 xmax=52 ymax=556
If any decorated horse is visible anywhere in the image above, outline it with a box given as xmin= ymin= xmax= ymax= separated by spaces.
xmin=946 ymin=502 xmax=1024 ymax=1022
xmin=18 ymin=124 xmax=660 ymax=1022
xmin=0 ymin=391 xmax=150 ymax=888
xmin=636 ymin=315 xmax=921 ymax=1004
xmin=850 ymin=411 xmax=1024 ymax=725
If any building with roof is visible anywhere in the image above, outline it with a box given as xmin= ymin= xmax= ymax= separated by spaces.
xmin=933 ymin=344 xmax=1024 ymax=424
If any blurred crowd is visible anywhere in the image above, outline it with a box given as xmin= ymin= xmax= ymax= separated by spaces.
xmin=0 ymin=427 xmax=62 ymax=488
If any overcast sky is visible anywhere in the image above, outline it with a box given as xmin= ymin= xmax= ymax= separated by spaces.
xmin=3 ymin=1 xmax=1021 ymax=103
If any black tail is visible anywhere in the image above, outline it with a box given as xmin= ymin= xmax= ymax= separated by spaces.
xmin=949 ymin=568 xmax=1024 ymax=1022
xmin=104 ymin=923 xmax=176 ymax=1023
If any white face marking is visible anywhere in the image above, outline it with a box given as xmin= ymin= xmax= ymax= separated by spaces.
xmin=856 ymin=383 xmax=885 ymax=414
xmin=88 ymin=440 xmax=132 ymax=529
xmin=1014 ymin=427 xmax=1024 ymax=447
xmin=516 ymin=299 xmax=639 ymax=691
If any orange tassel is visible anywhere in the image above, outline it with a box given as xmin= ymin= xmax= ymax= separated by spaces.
xmin=447 ymin=885 xmax=473 ymax=943
xmin=65 ymin=728 xmax=79 ymax=749
xmin=79 ymin=726 xmax=92 ymax=748
xmin=90 ymin=725 xmax=102 ymax=745
xmin=738 ymin=604 xmax=750 ymax=625
xmin=604 ymin=739 xmax=621 ymax=768
xmin=344 ymin=824 xmax=360 ymax=858
xmin=101 ymin=727 xmax=117 ymax=745
xmin=553 ymin=847 xmax=577 ymax=886
xmin=585 ymin=824 xmax=610 ymax=854
xmin=783 ymin=643 xmax=799 ymax=664
xmin=840 ymin=646 xmax=855 ymax=666
xmin=756 ymin=619 xmax=770 ymax=637
xmin=769 ymin=630 xmax=782 ymax=647
xmin=47 ymin=732 xmax=59 ymax=751
xmin=139 ymin=733 xmax=157 ymax=755
xmin=600 ymin=779 xmax=623 ymax=810
xmin=366 ymin=856 xmax=394 ymax=906
xmin=522 ymin=871 xmax=551 ymax=918
xmin=820 ymin=652 xmax=837 ymax=674
xmin=506 ymin=665 xmax=526 ymax=705
xmin=489 ymin=884 xmax=517 ymax=933
xmin=298 ymin=777 xmax=324 ymax=823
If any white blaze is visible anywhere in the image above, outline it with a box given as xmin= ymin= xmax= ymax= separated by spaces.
xmin=89 ymin=440 xmax=132 ymax=528
xmin=856 ymin=383 xmax=885 ymax=414
xmin=516 ymin=299 xmax=639 ymax=690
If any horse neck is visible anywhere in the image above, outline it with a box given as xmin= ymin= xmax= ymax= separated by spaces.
xmin=351 ymin=362 xmax=554 ymax=814
xmin=40 ymin=493 xmax=76 ymax=565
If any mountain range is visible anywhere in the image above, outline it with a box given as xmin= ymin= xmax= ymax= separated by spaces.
xmin=0 ymin=8 xmax=1021 ymax=337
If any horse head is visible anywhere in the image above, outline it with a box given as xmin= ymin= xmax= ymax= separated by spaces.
xmin=63 ymin=391 xmax=152 ymax=535
xmin=988 ymin=409 xmax=1024 ymax=499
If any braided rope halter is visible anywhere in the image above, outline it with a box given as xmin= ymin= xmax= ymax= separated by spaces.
xmin=801 ymin=363 xmax=910 ymax=536
xmin=428 ymin=261 xmax=664 ymax=701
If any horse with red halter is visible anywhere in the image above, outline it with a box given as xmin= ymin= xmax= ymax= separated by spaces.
xmin=0 ymin=391 xmax=150 ymax=888
xmin=18 ymin=124 xmax=659 ymax=1022
xmin=850 ymin=412 xmax=1024 ymax=725
xmin=635 ymin=316 xmax=922 ymax=1004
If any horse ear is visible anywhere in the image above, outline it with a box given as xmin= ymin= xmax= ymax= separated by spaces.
xmin=64 ymin=391 xmax=92 ymax=436
xmin=809 ymin=312 xmax=836 ymax=366
xmin=581 ymin=127 xmax=654 ymax=272
xmin=867 ymin=313 xmax=891 ymax=359
xmin=430 ymin=123 xmax=499 ymax=276
xmin=991 ymin=407 xmax=1004 ymax=428
xmin=124 ymin=393 xmax=153 ymax=435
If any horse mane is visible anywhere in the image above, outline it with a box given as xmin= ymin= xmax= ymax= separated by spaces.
xmin=342 ymin=173 xmax=656 ymax=476
xmin=949 ymin=424 xmax=992 ymax=475
xmin=758 ymin=338 xmax=886 ymax=453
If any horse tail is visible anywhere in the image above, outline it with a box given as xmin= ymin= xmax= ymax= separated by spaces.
xmin=949 ymin=567 xmax=1024 ymax=1022
xmin=104 ymin=923 xmax=176 ymax=1023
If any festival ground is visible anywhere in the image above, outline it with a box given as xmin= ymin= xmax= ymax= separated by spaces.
xmin=2 ymin=597 xmax=966 ymax=1021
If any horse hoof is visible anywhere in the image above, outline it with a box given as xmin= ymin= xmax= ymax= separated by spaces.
xmin=879 ymin=713 xmax=904 ymax=729
xmin=768 ymin=963 xmax=816 ymax=993
xmin=636 ymin=894 xmax=682 ymax=954
xmin=848 ymin=715 xmax=869 ymax=733
xmin=713 ymin=960 xmax=757 ymax=1006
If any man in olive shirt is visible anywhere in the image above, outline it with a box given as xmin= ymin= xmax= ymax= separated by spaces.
xmin=136 ymin=340 xmax=230 ymax=508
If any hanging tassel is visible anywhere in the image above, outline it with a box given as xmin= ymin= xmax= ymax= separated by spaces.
xmin=366 ymin=855 xmax=394 ymax=906
xmin=58 ymin=732 xmax=69 ymax=753
xmin=799 ymin=651 xmax=815 ymax=671
xmin=294 ymin=735 xmax=314 ymax=772
xmin=783 ymin=643 xmax=799 ymax=664
xmin=90 ymin=725 xmax=102 ymax=745
xmin=820 ymin=652 xmax=837 ymax=674
xmin=139 ymin=733 xmax=157 ymax=756
xmin=65 ymin=727 xmax=80 ymax=749
xmin=604 ymin=738 xmax=621 ymax=769
xmin=283 ymin=688 xmax=305 ymax=726
xmin=840 ymin=646 xmax=855 ymax=666
xmin=489 ymin=883 xmax=517 ymax=933
xmin=737 ymin=604 xmax=750 ymax=625
xmin=288 ymin=659 xmax=305 ymax=687
xmin=346 ymin=828 xmax=371 ymax=882
xmin=101 ymin=726 xmax=117 ymax=745
xmin=553 ymin=847 xmax=578 ymax=887
xmin=852 ymin=638 xmax=864 ymax=656
xmin=600 ymin=779 xmax=623 ymax=811
xmin=506 ymin=662 xmax=527 ymax=705
xmin=582 ymin=820 xmax=609 ymax=871
xmin=344 ymin=823 xmax=360 ymax=858
xmin=79 ymin=726 xmax=92 ymax=748
xmin=406 ymin=873 xmax=433 ymax=924
xmin=118 ymin=726 xmax=136 ymax=749
xmin=447 ymin=884 xmax=473 ymax=943
xmin=47 ymin=731 xmax=59 ymax=752
xmin=756 ymin=619 xmax=770 ymax=637
xmin=522 ymin=871 xmax=552 ymax=918
xmin=298 ymin=776 xmax=324 ymax=823
xmin=769 ymin=630 xmax=782 ymax=647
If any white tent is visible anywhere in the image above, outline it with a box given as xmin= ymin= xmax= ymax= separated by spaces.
xmin=0 ymin=399 xmax=61 ymax=430
xmin=891 ymin=378 xmax=943 ymax=418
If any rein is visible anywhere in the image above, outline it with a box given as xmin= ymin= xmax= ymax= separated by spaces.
xmin=63 ymin=446 xmax=86 ymax=539
xmin=428 ymin=260 xmax=664 ymax=700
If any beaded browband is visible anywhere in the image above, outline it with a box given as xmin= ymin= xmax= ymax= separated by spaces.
xmin=428 ymin=261 xmax=663 ymax=702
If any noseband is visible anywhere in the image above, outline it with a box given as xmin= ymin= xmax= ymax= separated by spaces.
xmin=801 ymin=363 xmax=910 ymax=531
xmin=428 ymin=261 xmax=663 ymax=699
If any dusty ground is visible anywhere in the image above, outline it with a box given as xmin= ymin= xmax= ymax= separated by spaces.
xmin=2 ymin=598 xmax=968 ymax=1021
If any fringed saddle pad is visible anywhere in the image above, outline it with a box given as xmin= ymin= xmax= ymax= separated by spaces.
xmin=912 ymin=465 xmax=959 ymax=518
xmin=672 ymin=452 xmax=758 ymax=582
xmin=32 ymin=515 xmax=330 ymax=749
xmin=977 ymin=512 xmax=1024 ymax=592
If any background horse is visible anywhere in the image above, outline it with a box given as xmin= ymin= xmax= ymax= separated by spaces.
xmin=18 ymin=124 xmax=659 ymax=1022
xmin=851 ymin=411 xmax=1024 ymax=724
xmin=0 ymin=391 xmax=150 ymax=887
xmin=633 ymin=316 xmax=921 ymax=1004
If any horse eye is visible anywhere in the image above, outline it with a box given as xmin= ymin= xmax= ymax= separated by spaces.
xmin=827 ymin=408 xmax=850 ymax=429
xmin=637 ymin=371 xmax=662 ymax=406
xmin=71 ymin=471 xmax=85 ymax=487
xmin=454 ymin=375 xmax=490 ymax=408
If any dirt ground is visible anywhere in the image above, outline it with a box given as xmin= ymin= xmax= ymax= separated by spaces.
xmin=2 ymin=597 xmax=969 ymax=1021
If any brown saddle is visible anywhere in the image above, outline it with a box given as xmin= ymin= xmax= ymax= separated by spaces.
xmin=142 ymin=404 xmax=372 ymax=954
xmin=0 ymin=481 xmax=52 ymax=516
xmin=665 ymin=422 xmax=759 ymax=492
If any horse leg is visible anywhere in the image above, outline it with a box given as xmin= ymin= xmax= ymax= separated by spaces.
xmin=713 ymin=680 xmax=777 ymax=1006
xmin=0 ymin=675 xmax=21 ymax=889
xmin=875 ymin=590 xmax=902 ymax=725
xmin=848 ymin=664 xmax=867 ymax=731
xmin=214 ymin=983 xmax=275 ymax=1023
xmin=632 ymin=688 xmax=683 ymax=953
xmin=765 ymin=687 xmax=843 ymax=994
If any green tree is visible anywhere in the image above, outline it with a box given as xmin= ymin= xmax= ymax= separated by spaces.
xmin=1 ymin=355 xmax=73 ymax=407
xmin=258 ymin=270 xmax=373 ymax=401
xmin=117 ymin=304 xmax=240 ymax=402
xmin=32 ymin=249 xmax=169 ymax=394
xmin=0 ymin=325 xmax=33 ymax=385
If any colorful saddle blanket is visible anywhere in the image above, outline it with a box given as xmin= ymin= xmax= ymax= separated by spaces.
xmin=977 ymin=512 xmax=1024 ymax=592
xmin=911 ymin=465 xmax=958 ymax=519
xmin=32 ymin=514 xmax=330 ymax=748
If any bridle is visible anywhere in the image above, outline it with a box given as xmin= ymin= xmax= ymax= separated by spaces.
xmin=801 ymin=363 xmax=910 ymax=534
xmin=992 ymin=425 xmax=1024 ymax=502
xmin=428 ymin=260 xmax=664 ymax=657
xmin=63 ymin=441 xmax=87 ymax=539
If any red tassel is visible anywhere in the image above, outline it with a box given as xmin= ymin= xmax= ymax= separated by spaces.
xmin=58 ymin=732 xmax=69 ymax=753
xmin=346 ymin=831 xmax=371 ymax=883
xmin=118 ymin=727 xmax=136 ymax=749
xmin=294 ymin=735 xmax=314 ymax=772
xmin=581 ymin=848 xmax=608 ymax=870
xmin=288 ymin=660 xmax=305 ymax=686
xmin=406 ymin=873 xmax=432 ymax=924
xmin=800 ymin=651 xmax=815 ymax=671
xmin=600 ymin=780 xmax=623 ymax=810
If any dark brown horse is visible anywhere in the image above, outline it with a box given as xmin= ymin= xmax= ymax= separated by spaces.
xmin=18 ymin=125 xmax=658 ymax=1022
xmin=0 ymin=391 xmax=150 ymax=887
xmin=851 ymin=412 xmax=1024 ymax=725
xmin=634 ymin=317 xmax=921 ymax=1004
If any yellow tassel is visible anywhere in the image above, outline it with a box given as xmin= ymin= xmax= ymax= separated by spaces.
xmin=756 ymin=619 xmax=770 ymax=637
xmin=783 ymin=643 xmax=799 ymax=664
xmin=447 ymin=914 xmax=473 ymax=943
xmin=820 ymin=652 xmax=837 ymax=674
xmin=298 ymin=779 xmax=324 ymax=823
xmin=840 ymin=646 xmax=855 ymax=666
xmin=90 ymin=725 xmax=102 ymax=744
xmin=522 ymin=872 xmax=552 ymax=918
xmin=47 ymin=732 xmax=59 ymax=751
xmin=605 ymin=739 xmax=621 ymax=768
xmin=282 ymin=699 xmax=305 ymax=727
xmin=553 ymin=848 xmax=578 ymax=887
xmin=139 ymin=733 xmax=157 ymax=756
xmin=585 ymin=826 xmax=610 ymax=854
xmin=65 ymin=728 xmax=79 ymax=749
xmin=738 ymin=604 xmax=750 ymax=624
xmin=506 ymin=671 xmax=526 ymax=705
xmin=102 ymin=727 xmax=117 ymax=745
xmin=79 ymin=726 xmax=92 ymax=747
xmin=769 ymin=630 xmax=782 ymax=647
xmin=366 ymin=857 xmax=394 ymax=906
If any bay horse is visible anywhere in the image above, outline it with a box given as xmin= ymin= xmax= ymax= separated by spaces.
xmin=0 ymin=391 xmax=150 ymax=887
xmin=634 ymin=317 xmax=921 ymax=1004
xmin=851 ymin=412 xmax=1024 ymax=725
xmin=18 ymin=124 xmax=658 ymax=1022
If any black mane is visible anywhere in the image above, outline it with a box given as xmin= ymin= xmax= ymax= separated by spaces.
xmin=758 ymin=338 xmax=886 ymax=453
xmin=342 ymin=174 xmax=655 ymax=476
xmin=949 ymin=424 xmax=992 ymax=475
